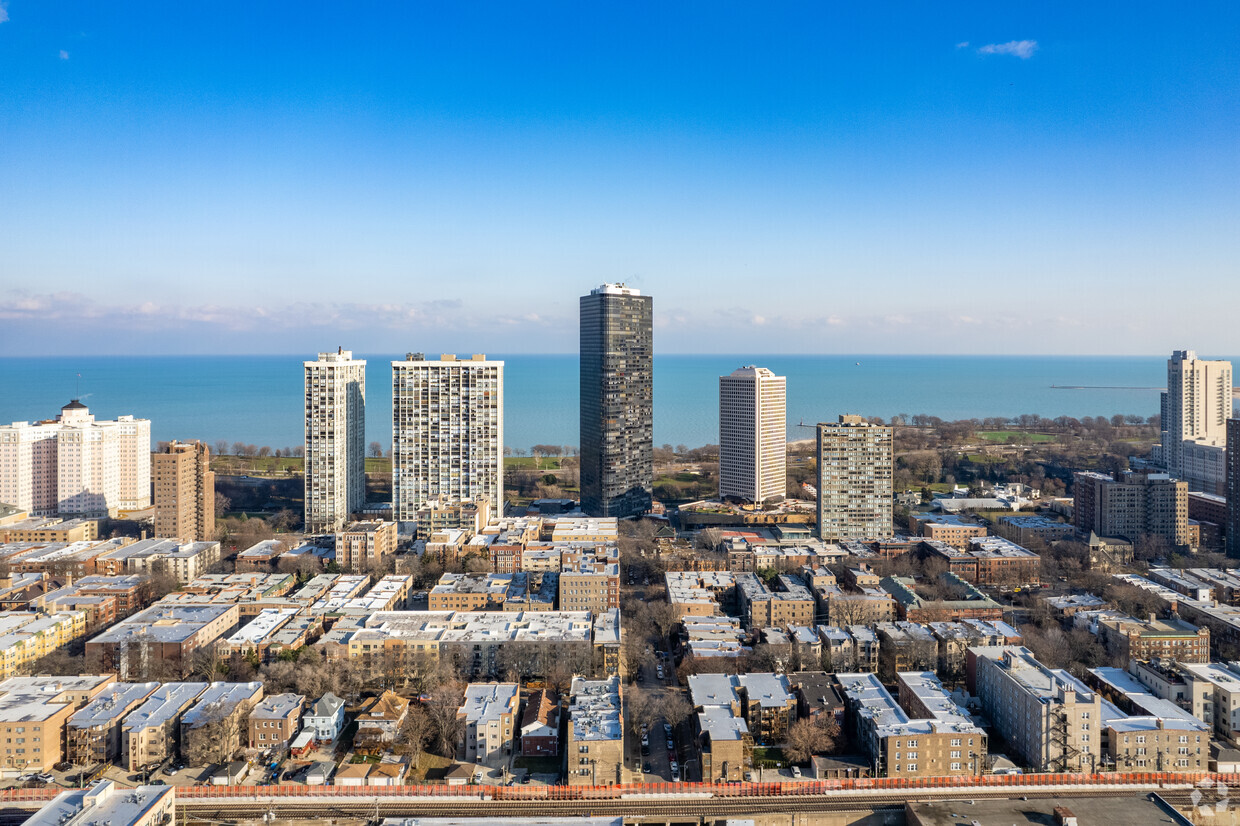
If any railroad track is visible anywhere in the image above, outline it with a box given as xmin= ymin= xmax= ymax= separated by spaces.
xmin=177 ymin=784 xmax=1208 ymax=822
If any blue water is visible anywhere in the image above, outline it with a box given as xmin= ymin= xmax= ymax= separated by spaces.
xmin=0 ymin=355 xmax=1221 ymax=452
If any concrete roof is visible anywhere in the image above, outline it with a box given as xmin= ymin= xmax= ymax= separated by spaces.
xmin=123 ymin=682 xmax=209 ymax=731
xmin=68 ymin=682 xmax=159 ymax=728
xmin=23 ymin=781 xmax=173 ymax=826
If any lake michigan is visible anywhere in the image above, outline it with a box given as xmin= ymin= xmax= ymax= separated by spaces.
xmin=0 ymin=354 xmax=1224 ymax=452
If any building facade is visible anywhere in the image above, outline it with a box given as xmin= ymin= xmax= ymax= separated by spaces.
xmin=816 ymin=416 xmax=893 ymax=541
xmin=0 ymin=402 xmax=150 ymax=518
xmin=1229 ymin=419 xmax=1240 ymax=559
xmin=1073 ymin=470 xmax=1189 ymax=546
xmin=969 ymin=646 xmax=1102 ymax=773
xmin=1161 ymin=350 xmax=1232 ymax=492
xmin=153 ymin=441 xmax=215 ymax=542
xmin=335 ymin=520 xmax=398 ymax=572
xmin=579 ymin=284 xmax=653 ymax=519
xmin=719 ymin=366 xmax=786 ymax=504
xmin=392 ymin=354 xmax=504 ymax=522
xmin=304 ymin=349 xmax=367 ymax=535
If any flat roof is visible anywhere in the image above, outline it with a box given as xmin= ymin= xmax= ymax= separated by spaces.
xmin=68 ymin=682 xmax=159 ymax=728
xmin=459 ymin=683 xmax=518 ymax=725
xmin=23 ymin=781 xmax=174 ymax=826
xmin=908 ymin=795 xmax=1190 ymax=826
xmin=123 ymin=682 xmax=209 ymax=731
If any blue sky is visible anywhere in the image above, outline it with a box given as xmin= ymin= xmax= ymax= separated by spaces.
xmin=1 ymin=2 xmax=1238 ymax=355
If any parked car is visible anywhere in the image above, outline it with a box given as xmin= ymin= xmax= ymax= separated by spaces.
xmin=663 ymin=723 xmax=672 ymax=735
xmin=791 ymin=766 xmax=802 ymax=778
xmin=666 ymin=738 xmax=674 ymax=751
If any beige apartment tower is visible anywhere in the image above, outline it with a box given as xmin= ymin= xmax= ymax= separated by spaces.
xmin=153 ymin=441 xmax=215 ymax=542
xmin=1162 ymin=350 xmax=1233 ymax=493
xmin=304 ymin=349 xmax=366 ymax=534
xmin=719 ymin=366 xmax=786 ymax=504
xmin=392 ymin=354 xmax=504 ymax=523
xmin=816 ymin=415 xmax=893 ymax=541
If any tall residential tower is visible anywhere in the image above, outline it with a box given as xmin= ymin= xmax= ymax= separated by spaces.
xmin=1161 ymin=349 xmax=1233 ymax=494
xmin=579 ymin=284 xmax=653 ymax=518
xmin=153 ymin=440 xmax=215 ymax=542
xmin=303 ymin=349 xmax=366 ymax=534
xmin=0 ymin=401 xmax=150 ymax=518
xmin=392 ymin=353 xmax=504 ymax=523
xmin=719 ymin=366 xmax=786 ymax=503
xmin=815 ymin=415 xmax=893 ymax=541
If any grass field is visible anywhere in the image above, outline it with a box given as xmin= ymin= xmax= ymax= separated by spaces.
xmin=977 ymin=430 xmax=1056 ymax=443
xmin=212 ymin=456 xmax=391 ymax=476
xmin=504 ymin=457 xmax=563 ymax=469
xmin=965 ymin=453 xmax=1007 ymax=464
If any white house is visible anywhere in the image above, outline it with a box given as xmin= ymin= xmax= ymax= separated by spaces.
xmin=302 ymin=692 xmax=346 ymax=744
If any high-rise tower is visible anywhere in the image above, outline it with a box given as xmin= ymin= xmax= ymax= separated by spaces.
xmin=816 ymin=415 xmax=893 ymax=541
xmin=153 ymin=440 xmax=215 ymax=542
xmin=303 ymin=349 xmax=366 ymax=534
xmin=1162 ymin=350 xmax=1233 ymax=494
xmin=391 ymin=353 xmax=504 ymax=523
xmin=719 ymin=366 xmax=786 ymax=503
xmin=579 ymin=284 xmax=653 ymax=518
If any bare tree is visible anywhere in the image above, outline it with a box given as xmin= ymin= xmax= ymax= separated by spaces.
xmin=258 ymin=446 xmax=272 ymax=458
xmin=214 ymin=440 xmax=230 ymax=457
xmin=660 ymin=693 xmax=692 ymax=730
xmin=425 ymin=674 xmax=465 ymax=757
xmin=369 ymin=441 xmax=383 ymax=459
xmin=784 ymin=717 xmax=840 ymax=764
xmin=397 ymin=704 xmax=433 ymax=765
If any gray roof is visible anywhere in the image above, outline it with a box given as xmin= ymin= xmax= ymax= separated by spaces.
xmin=251 ymin=693 xmax=304 ymax=720
xmin=123 ymin=683 xmax=209 ymax=731
xmin=68 ymin=682 xmax=159 ymax=729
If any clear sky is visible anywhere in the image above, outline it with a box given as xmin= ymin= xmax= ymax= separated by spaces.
xmin=1 ymin=2 xmax=1237 ymax=355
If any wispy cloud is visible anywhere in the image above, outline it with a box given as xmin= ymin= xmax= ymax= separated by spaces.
xmin=977 ymin=40 xmax=1038 ymax=59
xmin=0 ymin=291 xmax=544 ymax=335
xmin=955 ymin=41 xmax=969 ymax=49
xmin=59 ymin=50 xmax=69 ymax=60
xmin=0 ymin=2 xmax=9 ymax=24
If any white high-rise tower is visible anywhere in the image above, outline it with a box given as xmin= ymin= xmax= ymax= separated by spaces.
xmin=1161 ymin=350 xmax=1233 ymax=494
xmin=719 ymin=366 xmax=786 ymax=503
xmin=392 ymin=353 xmax=504 ymax=524
xmin=304 ymin=349 xmax=366 ymax=534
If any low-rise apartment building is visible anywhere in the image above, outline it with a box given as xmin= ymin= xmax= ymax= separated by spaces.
xmin=919 ymin=537 xmax=1041 ymax=586
xmin=24 ymin=781 xmax=174 ymax=826
xmin=66 ymin=681 xmax=160 ymax=765
xmin=735 ymin=573 xmax=815 ymax=629
xmin=0 ymin=675 xmax=116 ymax=771
xmin=457 ymin=683 xmax=519 ymax=765
xmin=122 ymin=682 xmax=208 ymax=770
xmin=248 ymin=693 xmax=304 ymax=751
xmin=838 ymin=671 xmax=985 ymax=778
xmin=1096 ymin=615 xmax=1209 ymax=664
xmin=335 ymin=521 xmax=398 ymax=571
xmin=907 ymin=514 xmax=987 ymax=549
xmin=559 ymin=559 xmax=620 ymax=615
xmin=86 ymin=603 xmax=240 ymax=679
xmin=179 ymin=681 xmax=264 ymax=761
xmin=566 ymin=676 xmax=623 ymax=786
xmin=968 ymin=646 xmax=1101 ymax=772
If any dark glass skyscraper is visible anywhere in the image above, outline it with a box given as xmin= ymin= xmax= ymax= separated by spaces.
xmin=580 ymin=284 xmax=653 ymax=518
xmin=1227 ymin=419 xmax=1240 ymax=558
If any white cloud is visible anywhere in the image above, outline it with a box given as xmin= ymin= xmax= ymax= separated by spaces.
xmin=0 ymin=3 xmax=9 ymax=24
xmin=978 ymin=40 xmax=1038 ymax=59
xmin=956 ymin=41 xmax=969 ymax=49
xmin=59 ymin=50 xmax=70 ymax=60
